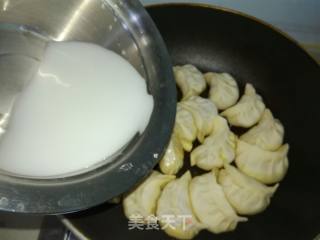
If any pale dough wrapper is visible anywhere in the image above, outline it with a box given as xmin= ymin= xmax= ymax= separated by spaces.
xmin=190 ymin=170 xmax=247 ymax=234
xmin=159 ymin=133 xmax=184 ymax=175
xmin=173 ymin=64 xmax=206 ymax=100
xmin=219 ymin=164 xmax=279 ymax=215
xmin=157 ymin=171 xmax=203 ymax=239
xmin=190 ymin=116 xmax=236 ymax=170
xmin=180 ymin=96 xmax=218 ymax=143
xmin=123 ymin=171 xmax=175 ymax=222
xmin=240 ymin=109 xmax=284 ymax=151
xmin=235 ymin=140 xmax=289 ymax=184
xmin=174 ymin=104 xmax=197 ymax=152
xmin=204 ymin=72 xmax=239 ymax=110
xmin=221 ymin=83 xmax=265 ymax=128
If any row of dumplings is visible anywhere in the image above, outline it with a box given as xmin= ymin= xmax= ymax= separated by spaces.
xmin=123 ymin=167 xmax=278 ymax=239
xmin=161 ymin=65 xmax=288 ymax=184
xmin=122 ymin=64 xmax=289 ymax=239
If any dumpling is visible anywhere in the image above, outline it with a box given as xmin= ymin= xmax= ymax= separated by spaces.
xmin=157 ymin=171 xmax=203 ymax=239
xmin=221 ymin=83 xmax=265 ymax=127
xmin=180 ymin=96 xmax=218 ymax=143
xmin=190 ymin=116 xmax=236 ymax=170
xmin=240 ymin=109 xmax=284 ymax=151
xmin=159 ymin=133 xmax=184 ymax=175
xmin=204 ymin=72 xmax=239 ymax=110
xmin=173 ymin=64 xmax=206 ymax=100
xmin=235 ymin=140 xmax=289 ymax=184
xmin=219 ymin=164 xmax=279 ymax=215
xmin=190 ymin=170 xmax=247 ymax=234
xmin=123 ymin=171 xmax=175 ymax=222
xmin=174 ymin=104 xmax=197 ymax=152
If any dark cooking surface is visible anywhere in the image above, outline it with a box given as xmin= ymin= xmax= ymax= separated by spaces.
xmin=64 ymin=4 xmax=320 ymax=240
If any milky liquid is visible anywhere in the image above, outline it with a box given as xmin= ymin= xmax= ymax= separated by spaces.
xmin=0 ymin=41 xmax=154 ymax=178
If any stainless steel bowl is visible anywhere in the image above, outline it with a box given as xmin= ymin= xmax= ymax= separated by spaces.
xmin=0 ymin=0 xmax=176 ymax=214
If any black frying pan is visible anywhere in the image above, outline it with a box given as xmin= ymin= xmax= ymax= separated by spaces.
xmin=64 ymin=4 xmax=320 ymax=240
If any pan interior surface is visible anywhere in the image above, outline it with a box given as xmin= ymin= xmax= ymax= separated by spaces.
xmin=64 ymin=4 xmax=320 ymax=240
